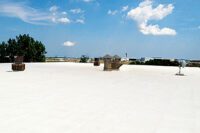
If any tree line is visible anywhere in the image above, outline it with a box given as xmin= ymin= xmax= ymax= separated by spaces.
xmin=129 ymin=59 xmax=179 ymax=66
xmin=0 ymin=34 xmax=46 ymax=62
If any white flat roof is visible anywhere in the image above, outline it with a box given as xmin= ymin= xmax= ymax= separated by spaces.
xmin=0 ymin=63 xmax=200 ymax=133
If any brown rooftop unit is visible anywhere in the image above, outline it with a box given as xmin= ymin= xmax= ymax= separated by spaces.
xmin=113 ymin=55 xmax=121 ymax=62
xmin=12 ymin=56 xmax=25 ymax=71
xmin=112 ymin=55 xmax=123 ymax=70
xmin=94 ymin=58 xmax=100 ymax=66
xmin=103 ymin=54 xmax=113 ymax=71
xmin=103 ymin=54 xmax=123 ymax=71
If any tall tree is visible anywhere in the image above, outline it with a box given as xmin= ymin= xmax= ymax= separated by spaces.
xmin=0 ymin=34 xmax=47 ymax=62
xmin=0 ymin=42 xmax=9 ymax=62
xmin=7 ymin=39 xmax=18 ymax=62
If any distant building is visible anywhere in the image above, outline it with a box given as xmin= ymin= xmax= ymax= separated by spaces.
xmin=187 ymin=59 xmax=200 ymax=67
xmin=129 ymin=58 xmax=137 ymax=61
xmin=175 ymin=59 xmax=190 ymax=63
xmin=152 ymin=57 xmax=162 ymax=60
xmin=154 ymin=59 xmax=173 ymax=62
xmin=121 ymin=57 xmax=129 ymax=62
xmin=140 ymin=57 xmax=153 ymax=62
xmin=190 ymin=60 xmax=200 ymax=63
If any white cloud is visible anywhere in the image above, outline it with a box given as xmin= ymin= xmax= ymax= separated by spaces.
xmin=198 ymin=26 xmax=200 ymax=30
xmin=0 ymin=2 xmax=54 ymax=25
xmin=127 ymin=0 xmax=176 ymax=35
xmin=58 ymin=17 xmax=70 ymax=23
xmin=108 ymin=10 xmax=118 ymax=15
xmin=62 ymin=11 xmax=67 ymax=15
xmin=82 ymin=0 xmax=99 ymax=6
xmin=51 ymin=17 xmax=56 ymax=22
xmin=76 ymin=19 xmax=84 ymax=24
xmin=0 ymin=2 xmax=73 ymax=25
xmin=63 ymin=41 xmax=75 ymax=47
xmin=70 ymin=8 xmax=84 ymax=14
xmin=0 ymin=1 xmax=87 ymax=25
xmin=82 ymin=0 xmax=92 ymax=2
xmin=49 ymin=6 xmax=58 ymax=12
xmin=52 ymin=12 xmax=56 ymax=16
xmin=121 ymin=6 xmax=128 ymax=12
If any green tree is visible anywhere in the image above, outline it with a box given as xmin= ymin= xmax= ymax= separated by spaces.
xmin=0 ymin=42 xmax=9 ymax=62
xmin=34 ymin=41 xmax=46 ymax=62
xmin=7 ymin=39 xmax=18 ymax=62
xmin=145 ymin=59 xmax=179 ymax=66
xmin=129 ymin=60 xmax=144 ymax=65
xmin=80 ymin=55 xmax=89 ymax=63
xmin=0 ymin=34 xmax=47 ymax=62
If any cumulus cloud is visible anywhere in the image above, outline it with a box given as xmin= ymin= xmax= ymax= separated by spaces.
xmin=63 ymin=41 xmax=75 ymax=47
xmin=121 ymin=6 xmax=128 ymax=12
xmin=49 ymin=6 xmax=58 ymax=12
xmin=81 ymin=0 xmax=99 ymax=6
xmin=108 ymin=10 xmax=118 ymax=15
xmin=51 ymin=17 xmax=56 ymax=22
xmin=127 ymin=0 xmax=176 ymax=35
xmin=76 ymin=19 xmax=84 ymax=24
xmin=58 ymin=17 xmax=70 ymax=23
xmin=70 ymin=8 xmax=84 ymax=14
xmin=62 ymin=11 xmax=67 ymax=15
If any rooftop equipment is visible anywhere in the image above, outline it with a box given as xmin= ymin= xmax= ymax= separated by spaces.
xmin=12 ymin=56 xmax=25 ymax=71
xmin=94 ymin=58 xmax=100 ymax=66
xmin=176 ymin=60 xmax=186 ymax=76
xmin=103 ymin=54 xmax=123 ymax=71
xmin=112 ymin=55 xmax=123 ymax=70
xmin=103 ymin=54 xmax=113 ymax=71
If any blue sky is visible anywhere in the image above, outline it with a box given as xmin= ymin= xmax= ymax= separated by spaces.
xmin=0 ymin=0 xmax=200 ymax=59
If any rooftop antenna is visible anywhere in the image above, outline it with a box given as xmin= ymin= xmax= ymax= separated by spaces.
xmin=176 ymin=60 xmax=186 ymax=76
